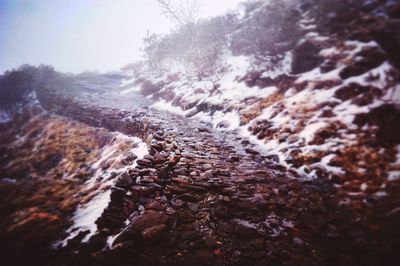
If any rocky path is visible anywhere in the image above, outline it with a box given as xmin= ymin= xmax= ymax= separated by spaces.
xmin=31 ymin=87 xmax=398 ymax=266
xmin=0 ymin=85 xmax=397 ymax=266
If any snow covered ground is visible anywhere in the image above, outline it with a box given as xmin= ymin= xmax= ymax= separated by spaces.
xmin=120 ymin=25 xmax=399 ymax=188
xmin=54 ymin=133 xmax=148 ymax=247
xmin=0 ymin=109 xmax=12 ymax=124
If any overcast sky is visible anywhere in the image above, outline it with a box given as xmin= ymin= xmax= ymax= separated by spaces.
xmin=0 ymin=0 xmax=243 ymax=74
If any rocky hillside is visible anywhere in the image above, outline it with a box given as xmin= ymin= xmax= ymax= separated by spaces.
xmin=127 ymin=0 xmax=400 ymax=196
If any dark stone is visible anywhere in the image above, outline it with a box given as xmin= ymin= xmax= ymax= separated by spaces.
xmin=142 ymin=224 xmax=168 ymax=240
xmin=320 ymin=60 xmax=337 ymax=73
xmin=354 ymin=104 xmax=400 ymax=147
xmin=339 ymin=47 xmax=386 ymax=79
xmin=334 ymin=83 xmax=371 ymax=101
xmin=153 ymin=133 xmax=164 ymax=141
xmin=291 ymin=41 xmax=324 ymax=74
xmin=245 ymin=148 xmax=259 ymax=155
xmin=130 ymin=210 xmax=169 ymax=232
xmin=266 ymin=154 xmax=280 ymax=163
xmin=372 ymin=26 xmax=400 ymax=69
xmin=181 ymin=230 xmax=203 ymax=241
xmin=178 ymin=183 xmax=208 ymax=193
xmin=203 ymin=235 xmax=219 ymax=249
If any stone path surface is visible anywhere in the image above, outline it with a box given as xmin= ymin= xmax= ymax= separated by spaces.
xmin=32 ymin=87 xmax=400 ymax=266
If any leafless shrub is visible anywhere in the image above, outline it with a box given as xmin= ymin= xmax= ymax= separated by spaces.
xmin=157 ymin=0 xmax=200 ymax=26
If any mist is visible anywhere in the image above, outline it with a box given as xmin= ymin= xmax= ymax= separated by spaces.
xmin=2 ymin=1 xmax=400 ymax=265
xmin=0 ymin=0 xmax=243 ymax=74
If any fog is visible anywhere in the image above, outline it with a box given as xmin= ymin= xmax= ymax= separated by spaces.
xmin=0 ymin=0 xmax=243 ymax=74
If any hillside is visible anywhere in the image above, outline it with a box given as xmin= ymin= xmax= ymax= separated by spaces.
xmin=1 ymin=0 xmax=400 ymax=265
xmin=127 ymin=0 xmax=400 ymax=195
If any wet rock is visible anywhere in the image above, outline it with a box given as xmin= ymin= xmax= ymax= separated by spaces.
xmin=187 ymin=202 xmax=199 ymax=213
xmin=222 ymin=187 xmax=237 ymax=195
xmin=228 ymin=155 xmax=240 ymax=162
xmin=202 ymin=235 xmax=219 ymax=249
xmin=171 ymin=198 xmax=185 ymax=209
xmin=334 ymin=83 xmax=378 ymax=101
xmin=372 ymin=26 xmax=400 ymax=68
xmin=291 ymin=41 xmax=324 ymax=74
xmin=197 ymin=127 xmax=211 ymax=133
xmin=167 ymin=185 xmax=187 ymax=194
xmin=139 ymin=168 xmax=152 ymax=176
xmin=216 ymin=120 xmax=230 ymax=129
xmin=153 ymin=133 xmax=164 ymax=141
xmin=120 ymin=172 xmax=134 ymax=186
xmin=151 ymin=142 xmax=164 ymax=152
xmin=236 ymin=222 xmax=259 ymax=238
xmin=178 ymin=183 xmax=208 ymax=193
xmin=214 ymin=205 xmax=229 ymax=218
xmin=354 ymin=104 xmax=400 ymax=146
xmin=122 ymin=152 xmax=138 ymax=164
xmin=339 ymin=46 xmax=386 ymax=79
xmin=137 ymin=158 xmax=152 ymax=167
xmin=174 ymin=168 xmax=188 ymax=175
xmin=320 ymin=60 xmax=337 ymax=73
xmin=146 ymin=201 xmax=167 ymax=211
xmin=245 ymin=148 xmax=259 ymax=155
xmin=131 ymin=185 xmax=157 ymax=197
xmin=131 ymin=210 xmax=169 ymax=232
xmin=181 ymin=230 xmax=203 ymax=241
xmin=266 ymin=154 xmax=280 ymax=163
xmin=142 ymin=224 xmax=168 ymax=240
xmin=194 ymin=249 xmax=214 ymax=264
xmin=172 ymin=177 xmax=190 ymax=184
xmin=179 ymin=193 xmax=204 ymax=202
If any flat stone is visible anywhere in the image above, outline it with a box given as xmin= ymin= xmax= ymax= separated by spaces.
xmin=181 ymin=230 xmax=203 ymax=241
xmin=131 ymin=210 xmax=169 ymax=232
xmin=178 ymin=183 xmax=208 ymax=193
xmin=203 ymin=235 xmax=219 ymax=249
xmin=245 ymin=148 xmax=259 ymax=155
xmin=142 ymin=224 xmax=167 ymax=240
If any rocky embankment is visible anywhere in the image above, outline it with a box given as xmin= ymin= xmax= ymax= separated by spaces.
xmin=1 ymin=88 xmax=400 ymax=266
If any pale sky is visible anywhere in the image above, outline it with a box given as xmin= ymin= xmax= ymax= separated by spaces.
xmin=0 ymin=0 xmax=243 ymax=74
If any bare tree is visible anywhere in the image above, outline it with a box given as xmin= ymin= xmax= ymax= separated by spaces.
xmin=157 ymin=0 xmax=200 ymax=26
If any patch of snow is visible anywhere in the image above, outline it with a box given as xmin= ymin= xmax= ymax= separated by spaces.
xmin=234 ymin=213 xmax=294 ymax=238
xmin=0 ymin=109 xmax=12 ymax=124
xmin=234 ymin=219 xmax=258 ymax=230
xmin=320 ymin=47 xmax=339 ymax=57
xmin=55 ymin=133 xmax=148 ymax=247
xmin=295 ymin=66 xmax=342 ymax=83
xmin=261 ymin=51 xmax=293 ymax=79
xmin=360 ymin=183 xmax=368 ymax=191
xmin=345 ymin=61 xmax=392 ymax=87
xmin=120 ymin=86 xmax=140 ymax=95
xmin=264 ymin=214 xmax=294 ymax=238
xmin=344 ymin=40 xmax=378 ymax=57
xmin=305 ymin=32 xmax=319 ymax=38
xmin=226 ymin=55 xmax=251 ymax=72
xmin=211 ymin=111 xmax=241 ymax=131
xmin=374 ymin=191 xmax=388 ymax=197
xmin=119 ymin=76 xmax=136 ymax=87
xmin=1 ymin=177 xmax=17 ymax=184
xmin=332 ymin=99 xmax=380 ymax=128
xmin=394 ymin=145 xmax=400 ymax=165
xmin=150 ymin=100 xmax=189 ymax=116
xmin=58 ymin=190 xmax=112 ymax=247
xmin=106 ymin=217 xmax=131 ymax=248
xmin=388 ymin=171 xmax=400 ymax=181
xmin=299 ymin=121 xmax=327 ymax=143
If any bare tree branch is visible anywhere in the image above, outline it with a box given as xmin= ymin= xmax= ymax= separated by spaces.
xmin=157 ymin=0 xmax=199 ymax=25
